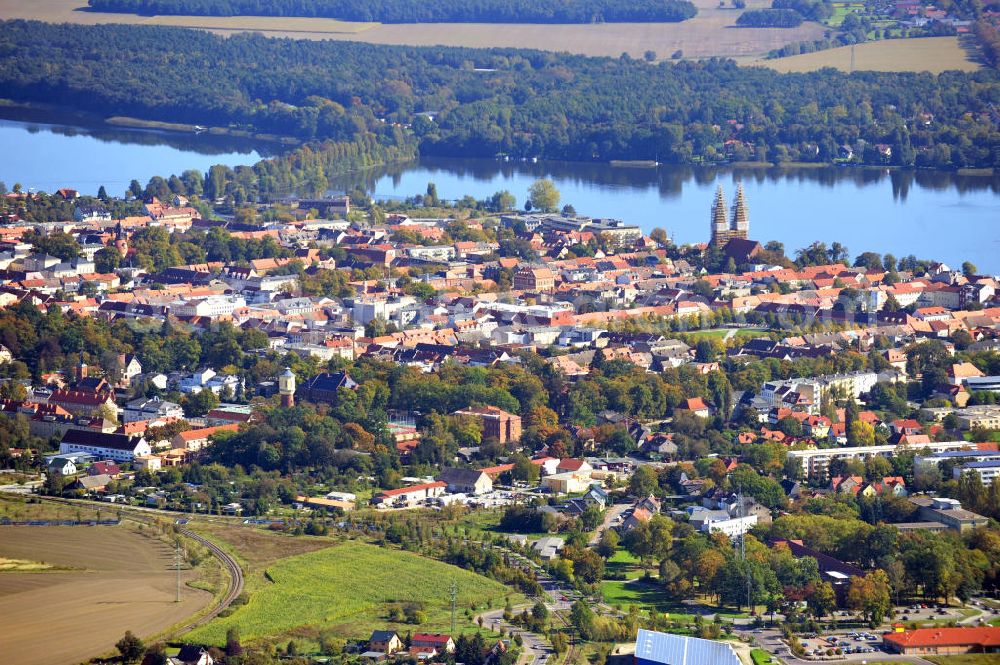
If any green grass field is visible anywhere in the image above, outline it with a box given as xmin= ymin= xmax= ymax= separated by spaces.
xmin=926 ymin=656 xmax=1000 ymax=665
xmin=187 ymin=541 xmax=513 ymax=645
xmin=750 ymin=649 xmax=772 ymax=665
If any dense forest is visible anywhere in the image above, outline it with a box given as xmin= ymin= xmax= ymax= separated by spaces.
xmin=87 ymin=0 xmax=697 ymax=22
xmin=0 ymin=20 xmax=998 ymax=168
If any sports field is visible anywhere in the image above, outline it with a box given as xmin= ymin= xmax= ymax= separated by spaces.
xmin=0 ymin=525 xmax=213 ymax=665
xmin=0 ymin=0 xmax=825 ymax=60
xmin=761 ymin=36 xmax=979 ymax=73
xmin=186 ymin=540 xmax=513 ymax=645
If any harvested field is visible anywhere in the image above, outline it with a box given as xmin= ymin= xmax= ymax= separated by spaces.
xmin=0 ymin=0 xmax=825 ymax=59
xmin=0 ymin=525 xmax=213 ymax=665
xmin=194 ymin=523 xmax=332 ymax=571
xmin=760 ymin=36 xmax=980 ymax=73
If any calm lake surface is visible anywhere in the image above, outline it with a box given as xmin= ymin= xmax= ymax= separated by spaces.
xmin=1 ymin=116 xmax=997 ymax=272
xmin=341 ymin=157 xmax=1000 ymax=274
xmin=0 ymin=115 xmax=276 ymax=196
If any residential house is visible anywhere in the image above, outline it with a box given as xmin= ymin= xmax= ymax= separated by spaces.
xmin=302 ymin=371 xmax=359 ymax=404
xmin=171 ymin=424 xmax=240 ymax=451
xmin=47 ymin=389 xmax=117 ymax=417
xmin=678 ymin=397 xmax=711 ymax=418
xmin=124 ymin=396 xmax=184 ymax=423
xmin=169 ymin=646 xmax=214 ymax=665
xmin=411 ymin=634 xmax=455 ymax=653
xmin=438 ymin=467 xmax=493 ymax=495
xmin=46 ymin=455 xmax=78 ymax=476
xmin=367 ymin=631 xmax=403 ymax=656
xmin=532 ymin=536 xmax=565 ymax=560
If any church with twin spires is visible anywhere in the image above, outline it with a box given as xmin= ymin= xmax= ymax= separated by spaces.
xmin=709 ymin=183 xmax=750 ymax=247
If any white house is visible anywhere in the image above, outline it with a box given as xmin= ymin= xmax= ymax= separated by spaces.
xmin=124 ymin=396 xmax=184 ymax=423
xmin=699 ymin=514 xmax=757 ymax=538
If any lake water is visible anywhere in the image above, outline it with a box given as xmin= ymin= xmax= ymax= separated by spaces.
xmin=0 ymin=114 xmax=278 ymax=197
xmin=0 ymin=116 xmax=997 ymax=272
xmin=339 ymin=157 xmax=1000 ymax=274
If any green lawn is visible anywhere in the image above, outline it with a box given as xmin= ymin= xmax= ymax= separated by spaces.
xmin=750 ymin=649 xmax=772 ymax=665
xmin=605 ymin=548 xmax=644 ymax=580
xmin=926 ymin=656 xmax=1000 ymax=665
xmin=186 ymin=541 xmax=513 ymax=646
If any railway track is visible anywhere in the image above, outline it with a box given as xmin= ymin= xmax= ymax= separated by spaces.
xmin=176 ymin=527 xmax=245 ymax=631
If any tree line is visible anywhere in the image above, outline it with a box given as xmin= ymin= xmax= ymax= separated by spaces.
xmin=735 ymin=8 xmax=804 ymax=27
xmin=87 ymin=0 xmax=697 ymax=23
xmin=0 ymin=20 xmax=997 ymax=169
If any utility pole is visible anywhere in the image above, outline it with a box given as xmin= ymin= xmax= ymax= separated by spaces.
xmin=175 ymin=542 xmax=182 ymax=603
xmin=450 ymin=580 xmax=458 ymax=635
xmin=736 ymin=487 xmax=751 ymax=613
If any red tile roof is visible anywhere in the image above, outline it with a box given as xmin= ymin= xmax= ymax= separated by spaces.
xmin=884 ymin=627 xmax=1000 ymax=650
xmin=378 ymin=481 xmax=446 ymax=498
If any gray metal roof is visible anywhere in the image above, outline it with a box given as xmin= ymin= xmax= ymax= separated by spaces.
xmin=634 ymin=629 xmax=741 ymax=665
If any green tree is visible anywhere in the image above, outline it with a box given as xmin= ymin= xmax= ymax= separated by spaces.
xmin=528 ymin=179 xmax=560 ymax=212
xmin=629 ymin=465 xmax=659 ymax=497
xmin=489 ymin=190 xmax=516 ymax=212
xmin=596 ymin=528 xmax=619 ymax=558
xmin=806 ymin=581 xmax=836 ymax=619
xmin=94 ymin=246 xmax=122 ymax=273
xmin=115 ymin=631 xmax=145 ymax=663
xmin=847 ymin=569 xmax=892 ymax=626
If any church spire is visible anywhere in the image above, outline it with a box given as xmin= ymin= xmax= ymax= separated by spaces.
xmin=731 ymin=183 xmax=749 ymax=237
xmin=710 ymin=185 xmax=728 ymax=244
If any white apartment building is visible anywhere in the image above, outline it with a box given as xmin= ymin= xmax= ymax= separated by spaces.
xmin=788 ymin=440 xmax=985 ymax=479
xmin=700 ymin=514 xmax=758 ymax=538
xmin=761 ymin=371 xmax=880 ymax=415
xmin=171 ymin=295 xmax=246 ymax=319
xmin=954 ymin=460 xmax=1000 ymax=486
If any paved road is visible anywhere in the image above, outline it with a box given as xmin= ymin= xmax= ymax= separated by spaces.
xmin=0 ymin=481 xmax=42 ymax=494
xmin=477 ymin=607 xmax=551 ymax=665
xmin=588 ymin=501 xmax=630 ymax=546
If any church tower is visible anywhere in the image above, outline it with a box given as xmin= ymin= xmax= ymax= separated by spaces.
xmin=279 ymin=367 xmax=296 ymax=408
xmin=114 ymin=219 xmax=128 ymax=256
xmin=730 ymin=183 xmax=749 ymax=239
xmin=710 ymin=185 xmax=729 ymax=247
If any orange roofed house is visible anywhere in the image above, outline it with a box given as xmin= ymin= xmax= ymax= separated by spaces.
xmin=883 ymin=627 xmax=1000 ymax=656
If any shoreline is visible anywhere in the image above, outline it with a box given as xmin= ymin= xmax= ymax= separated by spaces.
xmin=0 ymin=100 xmax=299 ymax=147
xmin=2 ymin=99 xmax=996 ymax=176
